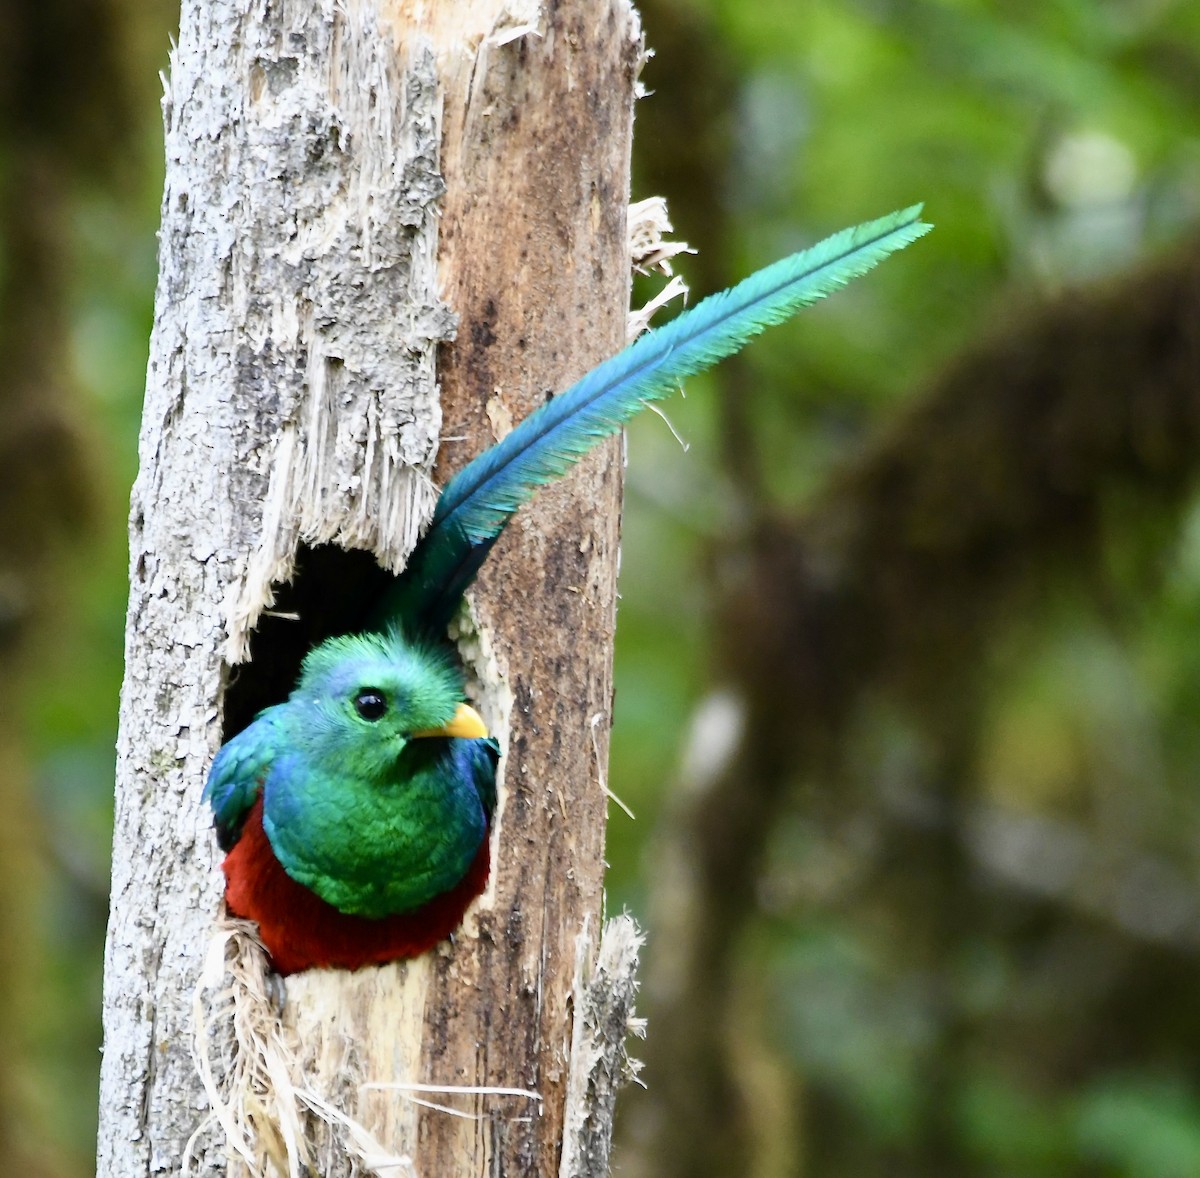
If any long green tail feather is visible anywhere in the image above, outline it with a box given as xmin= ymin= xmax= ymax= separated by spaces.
xmin=374 ymin=205 xmax=931 ymax=634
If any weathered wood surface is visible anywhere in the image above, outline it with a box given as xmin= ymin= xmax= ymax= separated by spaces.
xmin=99 ymin=0 xmax=642 ymax=1174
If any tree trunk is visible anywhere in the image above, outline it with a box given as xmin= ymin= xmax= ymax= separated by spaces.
xmin=98 ymin=2 xmax=643 ymax=1175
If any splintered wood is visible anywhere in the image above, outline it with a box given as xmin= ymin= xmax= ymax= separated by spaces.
xmin=100 ymin=1 xmax=643 ymax=1175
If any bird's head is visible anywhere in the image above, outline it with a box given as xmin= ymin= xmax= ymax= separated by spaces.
xmin=290 ymin=629 xmax=487 ymax=773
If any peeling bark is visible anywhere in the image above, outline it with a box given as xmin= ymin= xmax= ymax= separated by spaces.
xmin=99 ymin=1 xmax=643 ymax=1174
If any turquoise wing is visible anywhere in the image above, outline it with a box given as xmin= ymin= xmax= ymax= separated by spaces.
xmin=454 ymin=736 xmax=500 ymax=819
xmin=203 ymin=708 xmax=285 ymax=851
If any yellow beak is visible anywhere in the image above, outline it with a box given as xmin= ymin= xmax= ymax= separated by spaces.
xmin=412 ymin=702 xmax=489 ymax=740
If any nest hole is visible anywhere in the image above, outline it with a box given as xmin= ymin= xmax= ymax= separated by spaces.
xmin=221 ymin=543 xmax=396 ymax=740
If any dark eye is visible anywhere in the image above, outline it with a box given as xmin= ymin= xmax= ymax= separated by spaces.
xmin=353 ymin=689 xmax=388 ymax=721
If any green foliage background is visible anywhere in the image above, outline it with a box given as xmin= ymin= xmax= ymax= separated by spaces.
xmin=11 ymin=0 xmax=1200 ymax=1173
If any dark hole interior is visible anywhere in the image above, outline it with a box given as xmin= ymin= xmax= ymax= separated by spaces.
xmin=221 ymin=543 xmax=396 ymax=740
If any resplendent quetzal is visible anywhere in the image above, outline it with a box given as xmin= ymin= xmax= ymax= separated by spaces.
xmin=204 ymin=207 xmax=931 ymax=974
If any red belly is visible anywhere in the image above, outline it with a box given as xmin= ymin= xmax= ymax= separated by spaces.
xmin=220 ymin=797 xmax=491 ymax=975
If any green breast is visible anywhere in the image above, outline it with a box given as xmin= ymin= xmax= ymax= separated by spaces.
xmin=263 ymin=738 xmax=491 ymax=918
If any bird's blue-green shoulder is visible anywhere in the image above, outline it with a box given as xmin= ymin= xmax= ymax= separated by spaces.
xmin=203 ymin=705 xmax=289 ymax=851
xmin=455 ymin=736 xmax=501 ymax=818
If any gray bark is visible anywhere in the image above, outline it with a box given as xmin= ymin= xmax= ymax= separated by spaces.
xmin=99 ymin=1 xmax=643 ymax=1175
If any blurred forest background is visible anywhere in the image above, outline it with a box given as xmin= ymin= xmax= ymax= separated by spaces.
xmin=5 ymin=0 xmax=1200 ymax=1174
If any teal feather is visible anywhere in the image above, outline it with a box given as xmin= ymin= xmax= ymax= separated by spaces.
xmin=383 ymin=204 xmax=931 ymax=634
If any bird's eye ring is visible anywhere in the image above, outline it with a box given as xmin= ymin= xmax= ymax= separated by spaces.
xmin=353 ymin=689 xmax=388 ymax=721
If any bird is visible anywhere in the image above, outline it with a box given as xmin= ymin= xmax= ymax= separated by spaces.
xmin=204 ymin=205 xmax=931 ymax=974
